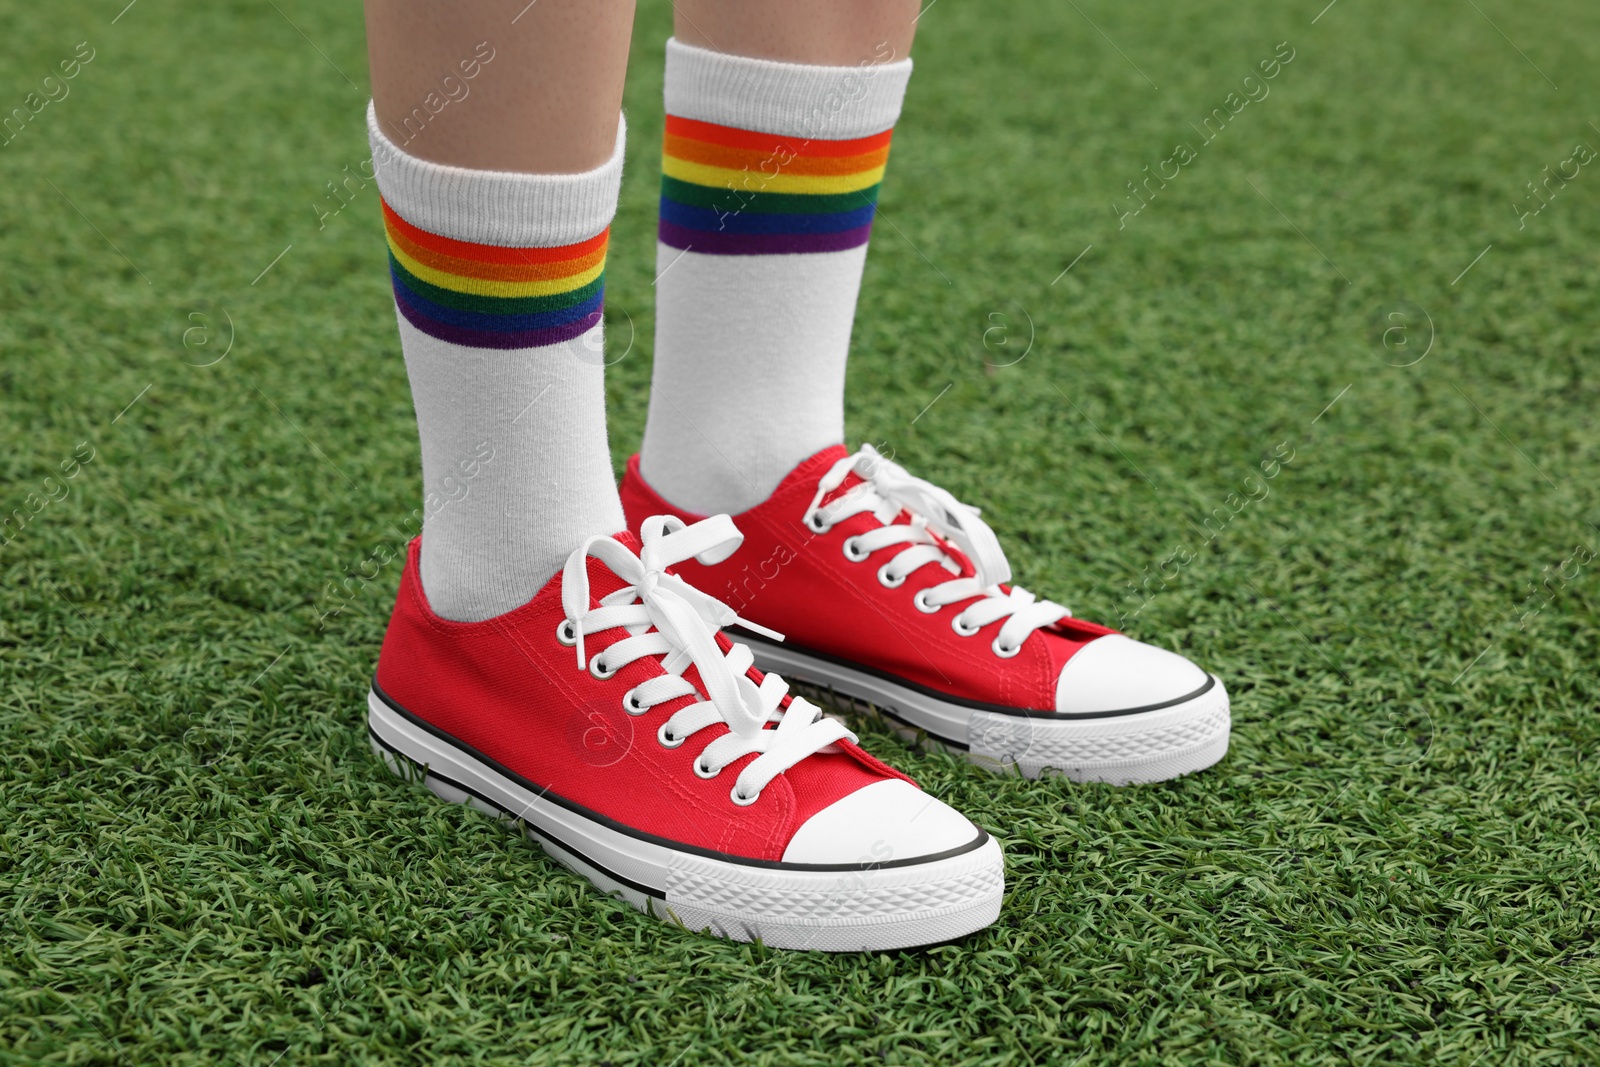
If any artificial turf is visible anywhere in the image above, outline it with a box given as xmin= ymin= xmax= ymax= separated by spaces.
xmin=3 ymin=0 xmax=1599 ymax=1063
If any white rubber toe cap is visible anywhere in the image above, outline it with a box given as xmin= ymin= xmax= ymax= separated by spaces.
xmin=1055 ymin=634 xmax=1210 ymax=715
xmin=781 ymin=779 xmax=983 ymax=865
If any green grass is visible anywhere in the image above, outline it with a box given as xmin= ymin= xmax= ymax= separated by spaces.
xmin=3 ymin=0 xmax=1599 ymax=1063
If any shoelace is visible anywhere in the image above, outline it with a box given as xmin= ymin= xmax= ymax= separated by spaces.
xmin=802 ymin=444 xmax=1072 ymax=658
xmin=560 ymin=514 xmax=855 ymax=805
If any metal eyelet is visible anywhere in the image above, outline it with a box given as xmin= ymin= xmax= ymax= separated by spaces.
xmin=729 ymin=783 xmax=760 ymax=806
xmin=622 ymin=688 xmax=648 ymax=716
xmin=589 ymin=655 xmax=617 ymax=680
xmin=556 ymin=620 xmax=578 ymax=646
xmin=842 ymin=537 xmax=870 ymax=563
xmin=877 ymin=564 xmax=906 ymax=589
xmin=693 ymin=757 xmax=720 ymax=779
xmin=913 ymin=589 xmax=941 ymax=614
xmin=952 ymin=614 xmax=981 ymax=637
xmin=991 ymin=636 xmax=1022 ymax=659
xmin=657 ymin=722 xmax=685 ymax=749
xmin=805 ymin=512 xmax=832 ymax=534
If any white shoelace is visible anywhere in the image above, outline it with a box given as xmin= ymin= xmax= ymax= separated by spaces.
xmin=802 ymin=445 xmax=1072 ymax=658
xmin=560 ymin=514 xmax=854 ymax=805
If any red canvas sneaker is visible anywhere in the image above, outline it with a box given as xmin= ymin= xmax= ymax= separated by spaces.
xmin=368 ymin=513 xmax=1003 ymax=951
xmin=621 ymin=446 xmax=1230 ymax=784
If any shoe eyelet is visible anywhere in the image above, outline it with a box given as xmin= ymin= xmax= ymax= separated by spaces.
xmin=913 ymin=589 xmax=941 ymax=614
xmin=589 ymin=655 xmax=617 ymax=680
xmin=842 ymin=536 xmax=869 ymax=563
xmin=952 ymin=614 xmax=981 ymax=637
xmin=657 ymin=722 xmax=685 ymax=749
xmin=556 ymin=620 xmax=578 ymax=646
xmin=877 ymin=564 xmax=906 ymax=589
xmin=991 ymin=636 xmax=1022 ymax=659
xmin=693 ymin=757 xmax=720 ymax=779
xmin=805 ymin=512 xmax=832 ymax=534
xmin=729 ymin=783 xmax=760 ymax=806
xmin=622 ymin=688 xmax=648 ymax=716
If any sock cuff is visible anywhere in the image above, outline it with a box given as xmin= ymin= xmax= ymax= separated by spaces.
xmin=663 ymin=38 xmax=912 ymax=140
xmin=367 ymin=102 xmax=625 ymax=247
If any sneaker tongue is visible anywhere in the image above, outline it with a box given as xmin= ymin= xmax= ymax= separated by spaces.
xmin=790 ymin=445 xmax=866 ymax=513
xmin=583 ymin=530 xmax=758 ymax=727
xmin=805 ymin=448 xmax=980 ymax=580
xmin=581 ymin=530 xmax=643 ymax=604
xmin=781 ymin=443 xmax=852 ymax=497
xmin=820 ymin=474 xmax=868 ymax=514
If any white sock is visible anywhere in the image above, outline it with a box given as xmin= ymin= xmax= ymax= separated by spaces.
xmin=641 ymin=39 xmax=913 ymax=515
xmin=368 ymin=104 xmax=626 ymax=622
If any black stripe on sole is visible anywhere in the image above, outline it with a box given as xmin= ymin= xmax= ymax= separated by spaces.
xmin=367 ymin=721 xmax=664 ymax=900
xmin=369 ymin=680 xmax=992 ymax=873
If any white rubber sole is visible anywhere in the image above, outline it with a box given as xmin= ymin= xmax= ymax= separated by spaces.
xmin=366 ymin=688 xmax=1004 ymax=951
xmin=744 ymin=641 xmax=1231 ymax=785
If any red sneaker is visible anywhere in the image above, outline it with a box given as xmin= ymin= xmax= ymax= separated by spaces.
xmin=368 ymin=514 xmax=1003 ymax=951
xmin=621 ymin=446 xmax=1230 ymax=784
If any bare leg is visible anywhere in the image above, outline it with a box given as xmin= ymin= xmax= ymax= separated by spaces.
xmin=365 ymin=0 xmax=635 ymax=173
xmin=672 ymin=0 xmax=918 ymax=65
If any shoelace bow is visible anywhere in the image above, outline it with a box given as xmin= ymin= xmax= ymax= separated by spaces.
xmin=803 ymin=444 xmax=1072 ymax=656
xmin=560 ymin=515 xmax=855 ymax=804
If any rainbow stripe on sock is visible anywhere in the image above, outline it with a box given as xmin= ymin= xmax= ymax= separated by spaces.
xmin=658 ymin=115 xmax=892 ymax=255
xmin=382 ymin=198 xmax=607 ymax=350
